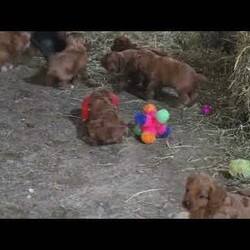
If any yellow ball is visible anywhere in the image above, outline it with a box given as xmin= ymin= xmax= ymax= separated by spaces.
xmin=143 ymin=104 xmax=156 ymax=113
xmin=141 ymin=132 xmax=156 ymax=144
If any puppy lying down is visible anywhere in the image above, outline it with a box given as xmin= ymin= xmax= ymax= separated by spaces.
xmin=82 ymin=88 xmax=127 ymax=145
xmin=182 ymin=172 xmax=250 ymax=218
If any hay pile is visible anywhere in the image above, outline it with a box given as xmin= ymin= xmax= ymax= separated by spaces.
xmin=230 ymin=32 xmax=250 ymax=125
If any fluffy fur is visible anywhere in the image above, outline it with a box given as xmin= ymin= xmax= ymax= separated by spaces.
xmin=101 ymin=49 xmax=146 ymax=91
xmin=135 ymin=49 xmax=207 ymax=106
xmin=0 ymin=31 xmax=31 ymax=71
xmin=85 ymin=89 xmax=127 ymax=145
xmin=102 ymin=48 xmax=207 ymax=106
xmin=182 ymin=172 xmax=250 ymax=218
xmin=46 ymin=35 xmax=87 ymax=89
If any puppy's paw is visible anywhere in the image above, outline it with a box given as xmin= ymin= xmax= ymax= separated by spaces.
xmin=57 ymin=80 xmax=71 ymax=90
xmin=1 ymin=65 xmax=8 ymax=72
xmin=8 ymin=64 xmax=14 ymax=70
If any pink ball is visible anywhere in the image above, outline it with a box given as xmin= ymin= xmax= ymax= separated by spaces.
xmin=201 ymin=105 xmax=212 ymax=115
xmin=156 ymin=123 xmax=167 ymax=135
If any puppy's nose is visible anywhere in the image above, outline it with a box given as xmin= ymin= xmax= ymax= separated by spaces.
xmin=182 ymin=200 xmax=191 ymax=209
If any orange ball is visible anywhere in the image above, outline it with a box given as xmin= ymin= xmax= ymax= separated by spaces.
xmin=143 ymin=104 xmax=156 ymax=113
xmin=141 ymin=131 xmax=156 ymax=144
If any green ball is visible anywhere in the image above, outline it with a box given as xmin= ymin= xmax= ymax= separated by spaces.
xmin=134 ymin=125 xmax=142 ymax=136
xmin=156 ymin=109 xmax=170 ymax=123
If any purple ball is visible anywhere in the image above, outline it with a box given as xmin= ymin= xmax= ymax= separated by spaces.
xmin=201 ymin=105 xmax=212 ymax=115
xmin=159 ymin=126 xmax=172 ymax=138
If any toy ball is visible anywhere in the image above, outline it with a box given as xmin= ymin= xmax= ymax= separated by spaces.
xmin=229 ymin=159 xmax=250 ymax=179
xmin=134 ymin=112 xmax=147 ymax=125
xmin=156 ymin=109 xmax=170 ymax=123
xmin=110 ymin=93 xmax=119 ymax=106
xmin=134 ymin=125 xmax=142 ymax=136
xmin=143 ymin=104 xmax=156 ymax=113
xmin=201 ymin=105 xmax=212 ymax=115
xmin=160 ymin=126 xmax=172 ymax=138
xmin=141 ymin=131 xmax=156 ymax=144
xmin=134 ymin=103 xmax=172 ymax=144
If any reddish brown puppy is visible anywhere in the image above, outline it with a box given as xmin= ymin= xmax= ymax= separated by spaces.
xmin=0 ymin=31 xmax=31 ymax=71
xmin=46 ymin=35 xmax=87 ymax=89
xmin=111 ymin=35 xmax=168 ymax=57
xmin=183 ymin=172 xmax=250 ymax=218
xmin=85 ymin=89 xmax=127 ymax=145
xmin=135 ymin=49 xmax=207 ymax=106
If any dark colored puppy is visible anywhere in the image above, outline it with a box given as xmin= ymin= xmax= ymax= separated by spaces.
xmin=31 ymin=31 xmax=67 ymax=60
xmin=101 ymin=49 xmax=146 ymax=91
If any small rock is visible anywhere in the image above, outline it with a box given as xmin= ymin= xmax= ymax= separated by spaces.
xmin=28 ymin=188 xmax=34 ymax=194
xmin=172 ymin=211 xmax=189 ymax=219
xmin=1 ymin=66 xmax=8 ymax=72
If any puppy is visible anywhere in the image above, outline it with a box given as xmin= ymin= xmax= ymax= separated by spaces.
xmin=31 ymin=31 xmax=67 ymax=60
xmin=101 ymin=49 xmax=146 ymax=91
xmin=46 ymin=35 xmax=87 ymax=89
xmin=0 ymin=31 xmax=31 ymax=71
xmin=182 ymin=172 xmax=250 ymax=218
xmin=111 ymin=35 xmax=168 ymax=57
xmin=111 ymin=35 xmax=138 ymax=52
xmin=135 ymin=49 xmax=207 ymax=106
xmin=85 ymin=89 xmax=127 ymax=145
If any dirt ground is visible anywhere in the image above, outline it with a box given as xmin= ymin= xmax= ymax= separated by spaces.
xmin=0 ymin=32 xmax=225 ymax=218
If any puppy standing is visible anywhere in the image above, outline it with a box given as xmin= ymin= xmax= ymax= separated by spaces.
xmin=135 ymin=49 xmax=207 ymax=106
xmin=182 ymin=172 xmax=250 ymax=218
xmin=0 ymin=31 xmax=31 ymax=71
xmin=46 ymin=35 xmax=87 ymax=89
xmin=101 ymin=49 xmax=146 ymax=91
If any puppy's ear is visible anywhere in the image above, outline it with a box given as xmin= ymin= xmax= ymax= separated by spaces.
xmin=117 ymin=52 xmax=125 ymax=72
xmin=101 ymin=54 xmax=108 ymax=68
xmin=57 ymin=31 xmax=67 ymax=39
xmin=84 ymin=39 xmax=91 ymax=51
xmin=208 ymin=185 xmax=226 ymax=208
xmin=66 ymin=35 xmax=75 ymax=45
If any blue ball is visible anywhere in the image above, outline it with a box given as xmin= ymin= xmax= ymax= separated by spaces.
xmin=160 ymin=126 xmax=172 ymax=138
xmin=134 ymin=112 xmax=147 ymax=125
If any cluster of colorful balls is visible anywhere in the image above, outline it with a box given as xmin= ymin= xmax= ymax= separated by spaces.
xmin=134 ymin=104 xmax=172 ymax=144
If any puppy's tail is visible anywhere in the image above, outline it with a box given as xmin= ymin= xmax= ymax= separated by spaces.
xmin=196 ymin=73 xmax=208 ymax=84
xmin=150 ymin=49 xmax=168 ymax=57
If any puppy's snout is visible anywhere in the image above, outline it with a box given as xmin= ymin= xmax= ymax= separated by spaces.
xmin=182 ymin=199 xmax=191 ymax=209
